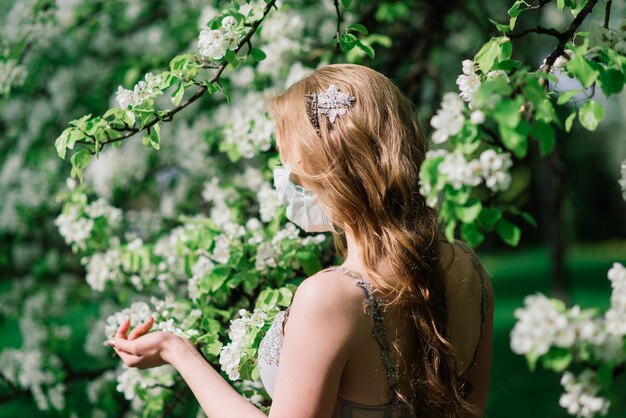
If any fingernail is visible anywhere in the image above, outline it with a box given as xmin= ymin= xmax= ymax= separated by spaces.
xmin=103 ymin=340 xmax=115 ymax=347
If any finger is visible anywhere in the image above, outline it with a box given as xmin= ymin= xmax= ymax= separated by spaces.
xmin=116 ymin=318 xmax=131 ymax=339
xmin=115 ymin=349 xmax=142 ymax=367
xmin=112 ymin=337 xmax=139 ymax=355
xmin=127 ymin=317 xmax=155 ymax=340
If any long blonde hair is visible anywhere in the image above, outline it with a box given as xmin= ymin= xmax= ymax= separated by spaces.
xmin=267 ymin=63 xmax=478 ymax=417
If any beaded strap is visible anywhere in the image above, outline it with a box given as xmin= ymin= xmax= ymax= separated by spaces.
xmin=323 ymin=266 xmax=399 ymax=404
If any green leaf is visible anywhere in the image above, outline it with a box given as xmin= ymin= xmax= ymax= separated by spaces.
xmin=500 ymin=40 xmax=512 ymax=62
xmin=461 ymin=221 xmax=485 ymax=247
xmin=542 ymin=347 xmax=572 ymax=373
xmin=123 ymin=110 xmax=136 ymax=126
xmin=557 ymin=0 xmax=565 ymax=11
xmin=347 ymin=23 xmax=368 ymax=35
xmin=597 ymin=363 xmax=614 ymax=390
xmin=556 ymin=88 xmax=583 ymax=105
xmin=498 ymin=119 xmax=530 ymax=158
xmin=492 ymin=97 xmax=522 ymax=128
xmin=277 ymin=287 xmax=294 ymax=307
xmin=341 ymin=0 xmax=351 ymax=7
xmin=507 ymin=1 xmax=527 ymax=30
xmin=578 ymin=99 xmax=604 ymax=131
xmin=536 ymin=98 xmax=558 ymax=124
xmin=55 ymin=128 xmax=71 ymax=159
xmin=571 ymin=0 xmax=589 ymax=17
xmin=496 ymin=218 xmax=521 ymax=246
xmin=564 ymin=109 xmax=576 ymax=132
xmin=597 ymin=67 xmax=624 ymax=96
xmin=530 ymin=120 xmax=556 ymax=157
xmin=296 ymin=251 xmax=322 ymax=276
xmin=70 ymin=149 xmax=93 ymax=184
xmin=521 ymin=78 xmax=546 ymax=108
xmin=526 ymin=352 xmax=539 ymax=372
xmin=215 ymin=83 xmax=231 ymax=104
xmin=224 ymin=50 xmax=239 ymax=68
xmin=171 ymin=82 xmax=184 ymax=106
xmin=495 ymin=59 xmax=522 ymax=71
xmin=474 ymin=38 xmax=501 ymax=73
xmin=445 ymin=219 xmax=456 ymax=243
xmin=355 ymin=39 xmax=375 ymax=59
xmin=454 ymin=199 xmax=482 ymax=223
xmin=250 ymin=47 xmax=267 ymax=61
xmin=472 ymin=77 xmax=512 ymax=109
xmin=339 ymin=32 xmax=357 ymax=52
xmin=488 ymin=18 xmax=510 ymax=33
xmin=478 ymin=207 xmax=502 ymax=230
xmin=170 ymin=54 xmax=188 ymax=72
xmin=145 ymin=123 xmax=161 ymax=150
xmin=566 ymin=56 xmax=599 ymax=88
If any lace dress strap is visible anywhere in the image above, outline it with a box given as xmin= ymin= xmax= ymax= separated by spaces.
xmin=322 ymin=266 xmax=399 ymax=404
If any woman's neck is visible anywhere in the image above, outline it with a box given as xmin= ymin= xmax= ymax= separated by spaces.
xmin=342 ymin=229 xmax=364 ymax=272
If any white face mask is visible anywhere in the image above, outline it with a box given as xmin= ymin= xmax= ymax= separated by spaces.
xmin=273 ymin=164 xmax=335 ymax=233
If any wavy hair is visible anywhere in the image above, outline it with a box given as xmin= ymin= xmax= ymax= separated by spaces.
xmin=267 ymin=63 xmax=478 ymax=417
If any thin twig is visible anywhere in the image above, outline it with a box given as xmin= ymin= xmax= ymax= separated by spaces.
xmin=603 ymin=0 xmax=612 ymax=29
xmin=333 ymin=0 xmax=342 ymax=49
xmin=508 ymin=25 xmax=563 ymax=39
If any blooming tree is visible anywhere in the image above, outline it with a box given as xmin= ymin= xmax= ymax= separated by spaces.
xmin=1 ymin=0 xmax=625 ymax=417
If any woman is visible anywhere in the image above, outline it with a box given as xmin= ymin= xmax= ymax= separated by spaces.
xmin=105 ymin=63 xmax=494 ymax=418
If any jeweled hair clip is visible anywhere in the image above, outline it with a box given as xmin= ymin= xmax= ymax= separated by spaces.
xmin=304 ymin=84 xmax=356 ymax=136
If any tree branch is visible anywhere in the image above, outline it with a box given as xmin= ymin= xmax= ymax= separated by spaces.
xmin=539 ymin=0 xmax=599 ymax=74
xmin=508 ymin=25 xmax=564 ymax=40
xmin=603 ymin=0 xmax=612 ymax=29
xmin=528 ymin=0 xmax=553 ymax=10
xmin=93 ymin=0 xmax=278 ymax=149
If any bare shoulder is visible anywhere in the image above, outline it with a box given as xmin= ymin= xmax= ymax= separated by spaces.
xmin=290 ymin=270 xmax=364 ymax=332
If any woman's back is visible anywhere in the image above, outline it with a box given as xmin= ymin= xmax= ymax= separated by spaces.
xmin=258 ymin=239 xmax=493 ymax=417
xmin=331 ymin=240 xmax=490 ymax=405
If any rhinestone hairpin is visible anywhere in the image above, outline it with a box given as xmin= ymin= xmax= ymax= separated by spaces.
xmin=304 ymin=84 xmax=356 ymax=135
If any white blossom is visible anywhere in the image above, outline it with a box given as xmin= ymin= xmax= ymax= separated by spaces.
xmin=219 ymin=308 xmax=269 ymax=381
xmin=84 ymin=198 xmax=123 ymax=225
xmin=478 ymin=149 xmax=513 ymax=192
xmin=116 ymin=364 xmax=176 ymax=401
xmin=618 ymin=160 xmax=626 ymax=201
xmin=215 ymin=89 xmax=276 ymax=159
xmin=430 ymin=92 xmax=465 ymax=144
xmin=115 ymin=72 xmax=163 ymax=109
xmin=559 ymin=370 xmax=610 ymax=418
xmin=211 ymin=234 xmax=231 ymax=264
xmin=189 ymin=256 xmax=215 ymax=301
xmin=605 ymin=262 xmax=626 ymax=336
xmin=456 ymin=59 xmax=480 ymax=104
xmin=221 ymin=16 xmax=237 ymax=31
xmin=197 ymin=23 xmax=241 ymax=60
xmin=438 ymin=150 xmax=482 ymax=190
xmin=83 ymin=248 xmax=124 ymax=292
xmin=54 ymin=206 xmax=94 ymax=251
xmin=258 ymin=182 xmax=281 ymax=222
xmin=470 ymin=109 xmax=485 ymax=125
xmin=510 ymin=293 xmax=573 ymax=356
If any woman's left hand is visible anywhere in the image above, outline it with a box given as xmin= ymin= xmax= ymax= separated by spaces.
xmin=105 ymin=317 xmax=184 ymax=369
